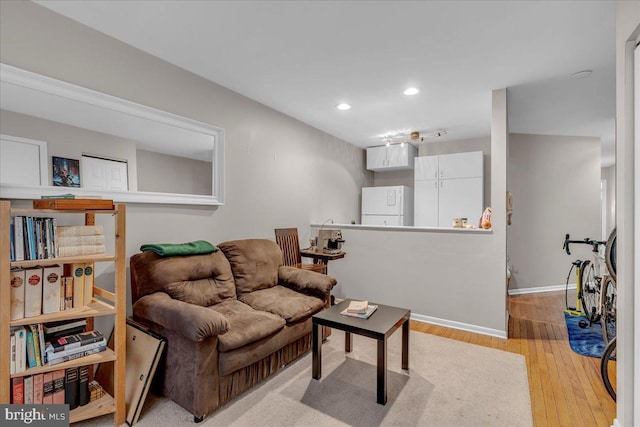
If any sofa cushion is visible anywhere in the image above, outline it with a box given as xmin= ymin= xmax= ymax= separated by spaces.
xmin=130 ymin=251 xmax=236 ymax=306
xmin=209 ymin=300 xmax=285 ymax=352
xmin=218 ymin=320 xmax=311 ymax=376
xmin=240 ymin=285 xmax=325 ymax=324
xmin=217 ymin=239 xmax=282 ymax=297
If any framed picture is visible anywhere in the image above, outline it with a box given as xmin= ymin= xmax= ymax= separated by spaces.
xmin=52 ymin=156 xmax=80 ymax=187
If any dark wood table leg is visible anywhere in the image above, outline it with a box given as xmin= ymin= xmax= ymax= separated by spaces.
xmin=345 ymin=331 xmax=353 ymax=352
xmin=402 ymin=318 xmax=409 ymax=371
xmin=377 ymin=338 xmax=387 ymax=405
xmin=312 ymin=321 xmax=321 ymax=379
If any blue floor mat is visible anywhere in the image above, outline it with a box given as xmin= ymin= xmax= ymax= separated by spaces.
xmin=564 ymin=312 xmax=606 ymax=358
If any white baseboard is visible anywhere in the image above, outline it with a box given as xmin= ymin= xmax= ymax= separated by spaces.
xmin=411 ymin=313 xmax=507 ymax=339
xmin=612 ymin=418 xmax=621 ymax=427
xmin=508 ymin=283 xmax=575 ymax=296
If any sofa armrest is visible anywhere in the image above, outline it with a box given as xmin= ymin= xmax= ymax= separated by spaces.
xmin=133 ymin=292 xmax=229 ymax=342
xmin=278 ymin=266 xmax=337 ymax=299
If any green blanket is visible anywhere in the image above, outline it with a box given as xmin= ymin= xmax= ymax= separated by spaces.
xmin=140 ymin=240 xmax=218 ymax=257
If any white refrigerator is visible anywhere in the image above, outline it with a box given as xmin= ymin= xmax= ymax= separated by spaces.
xmin=361 ymin=186 xmax=413 ymax=226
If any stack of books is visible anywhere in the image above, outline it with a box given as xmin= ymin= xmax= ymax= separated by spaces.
xmin=56 ymin=225 xmax=105 ymax=257
xmin=9 ymin=216 xmax=57 ymax=261
xmin=44 ymin=330 xmax=107 ymax=366
xmin=340 ymin=300 xmax=378 ymax=319
xmin=10 ymin=366 xmax=91 ymax=408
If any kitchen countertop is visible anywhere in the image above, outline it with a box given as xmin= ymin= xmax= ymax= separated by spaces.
xmin=310 ymin=223 xmax=492 ymax=234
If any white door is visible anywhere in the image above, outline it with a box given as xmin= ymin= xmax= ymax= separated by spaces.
xmin=438 ymin=151 xmax=483 ymax=179
xmin=0 ymin=135 xmax=47 ymax=186
xmin=81 ymin=156 xmax=128 ymax=191
xmin=414 ymin=180 xmax=439 ymax=227
xmin=366 ymin=146 xmax=387 ymax=170
xmin=415 ymin=155 xmax=439 ymax=181
xmin=438 ymin=177 xmax=483 ymax=227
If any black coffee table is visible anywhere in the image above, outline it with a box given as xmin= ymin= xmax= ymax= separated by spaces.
xmin=312 ymin=299 xmax=410 ymax=405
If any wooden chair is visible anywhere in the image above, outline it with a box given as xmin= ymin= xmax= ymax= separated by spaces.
xmin=275 ymin=228 xmax=327 ymax=274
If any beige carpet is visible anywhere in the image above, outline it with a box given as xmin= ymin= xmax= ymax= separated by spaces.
xmin=80 ymin=330 xmax=532 ymax=427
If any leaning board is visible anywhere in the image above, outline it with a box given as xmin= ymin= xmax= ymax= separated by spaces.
xmin=97 ymin=319 xmax=165 ymax=425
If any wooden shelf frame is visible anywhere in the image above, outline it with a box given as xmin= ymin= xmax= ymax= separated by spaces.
xmin=0 ymin=201 xmax=126 ymax=425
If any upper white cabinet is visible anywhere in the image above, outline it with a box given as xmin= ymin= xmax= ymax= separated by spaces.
xmin=414 ymin=151 xmax=484 ymax=227
xmin=366 ymin=143 xmax=417 ymax=171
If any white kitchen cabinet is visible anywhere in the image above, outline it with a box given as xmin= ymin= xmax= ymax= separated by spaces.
xmin=366 ymin=144 xmax=417 ymax=171
xmin=414 ymin=179 xmax=439 ymax=227
xmin=438 ymin=177 xmax=483 ymax=227
xmin=414 ymin=151 xmax=484 ymax=227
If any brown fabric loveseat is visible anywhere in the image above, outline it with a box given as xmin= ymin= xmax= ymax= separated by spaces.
xmin=129 ymin=239 xmax=336 ymax=422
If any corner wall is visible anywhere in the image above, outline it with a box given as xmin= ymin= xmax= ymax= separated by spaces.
xmin=507 ymin=134 xmax=601 ymax=292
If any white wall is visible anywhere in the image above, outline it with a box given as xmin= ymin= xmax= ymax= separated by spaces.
xmin=507 ymin=134 xmax=601 ymax=292
xmin=0 ymin=109 xmax=139 ymax=191
xmin=615 ymin=2 xmax=640 ymax=426
xmin=0 ymin=1 xmax=372 ymax=310
xmin=602 ymin=164 xmax=616 ymax=236
xmin=136 ymin=149 xmax=212 ymax=195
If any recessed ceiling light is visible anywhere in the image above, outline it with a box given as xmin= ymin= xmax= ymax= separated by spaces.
xmin=403 ymin=87 xmax=420 ymax=96
xmin=570 ymin=70 xmax=592 ymax=79
xmin=336 ymin=103 xmax=351 ymax=110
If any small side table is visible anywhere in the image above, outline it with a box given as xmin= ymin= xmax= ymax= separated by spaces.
xmin=300 ymin=249 xmax=345 ymax=275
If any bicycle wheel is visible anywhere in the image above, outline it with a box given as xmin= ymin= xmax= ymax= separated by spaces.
xmin=600 ymin=336 xmax=617 ymax=401
xmin=600 ymin=275 xmax=617 ymax=344
xmin=580 ymin=260 xmax=601 ymax=323
xmin=605 ymin=228 xmax=617 ymax=282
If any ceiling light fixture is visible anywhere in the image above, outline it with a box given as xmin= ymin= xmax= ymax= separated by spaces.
xmin=570 ymin=70 xmax=592 ymax=79
xmin=336 ymin=103 xmax=351 ymax=110
xmin=403 ymin=87 xmax=420 ymax=96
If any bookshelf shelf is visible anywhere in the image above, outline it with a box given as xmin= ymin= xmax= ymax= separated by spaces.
xmin=0 ymin=201 xmax=126 ymax=425
xmin=10 ymin=349 xmax=116 ymax=379
xmin=10 ymin=300 xmax=116 ymax=327
xmin=10 ymin=253 xmax=116 ymax=268
xmin=70 ymin=392 xmax=115 ymax=424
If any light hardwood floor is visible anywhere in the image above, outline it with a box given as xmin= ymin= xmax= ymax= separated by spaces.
xmin=410 ymin=290 xmax=617 ymax=427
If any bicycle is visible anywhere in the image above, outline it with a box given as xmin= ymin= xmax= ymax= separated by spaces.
xmin=600 ymin=228 xmax=617 ymax=401
xmin=562 ymin=235 xmax=607 ymax=325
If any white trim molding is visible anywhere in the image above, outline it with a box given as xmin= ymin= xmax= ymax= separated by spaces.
xmin=411 ymin=313 xmax=508 ymax=339
xmin=508 ymin=284 xmax=575 ymax=296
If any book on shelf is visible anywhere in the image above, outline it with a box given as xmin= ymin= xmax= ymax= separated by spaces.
xmin=33 ymin=373 xmax=44 ymax=404
xmin=56 ymin=225 xmax=104 ymax=237
xmin=40 ymin=193 xmax=76 ymax=200
xmin=340 ymin=303 xmax=378 ymax=319
xmin=28 ymin=324 xmax=43 ymax=366
xmin=26 ymin=331 xmax=37 ymax=368
xmin=57 ymin=235 xmax=105 ymax=247
xmin=47 ymin=344 xmax=107 ymax=366
xmin=11 ymin=377 xmax=24 ymax=404
xmin=89 ymin=380 xmax=104 ymax=402
xmin=10 ymin=217 xmax=15 ymax=262
xmin=83 ymin=263 xmax=94 ymax=305
xmin=10 ymin=334 xmax=16 ymax=375
xmin=24 ymin=375 xmax=33 ymax=404
xmin=42 ymin=265 xmax=62 ymax=315
xmin=42 ymin=372 xmax=54 ymax=404
xmin=10 ymin=268 xmax=25 ymax=320
xmin=23 ymin=267 xmax=43 ymax=318
xmin=13 ymin=326 xmax=27 ymax=373
xmin=65 ymin=367 xmax=79 ymax=410
xmin=14 ymin=216 xmax=25 ymax=261
xmin=78 ymin=365 xmax=90 ymax=407
xmin=63 ymin=277 xmax=74 ymax=310
xmin=44 ymin=319 xmax=88 ymax=335
xmin=52 ymin=369 xmax=65 ymax=404
xmin=64 ymin=263 xmax=84 ymax=308
xmin=46 ymin=330 xmax=105 ymax=354
xmin=46 ymin=337 xmax=107 ymax=361
xmin=57 ymin=244 xmax=106 ymax=258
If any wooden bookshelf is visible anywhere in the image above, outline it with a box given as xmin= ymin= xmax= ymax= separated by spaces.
xmin=0 ymin=201 xmax=126 ymax=425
